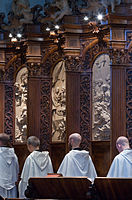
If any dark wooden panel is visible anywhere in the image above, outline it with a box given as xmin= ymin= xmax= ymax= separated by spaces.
xmin=0 ymin=84 xmax=4 ymax=132
xmin=92 ymin=141 xmax=110 ymax=176
xmin=28 ymin=177 xmax=92 ymax=199
xmin=95 ymin=177 xmax=132 ymax=200
xmin=111 ymin=66 xmax=126 ymax=160
xmin=66 ymin=72 xmax=80 ymax=140
xmin=14 ymin=144 xmax=29 ymax=175
xmin=51 ymin=143 xmax=66 ymax=173
xmin=27 ymin=78 xmax=40 ymax=138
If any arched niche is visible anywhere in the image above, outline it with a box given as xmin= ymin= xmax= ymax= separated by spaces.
xmin=52 ymin=61 xmax=66 ymax=142
xmin=92 ymin=53 xmax=111 ymax=140
xmin=14 ymin=67 xmax=28 ymax=143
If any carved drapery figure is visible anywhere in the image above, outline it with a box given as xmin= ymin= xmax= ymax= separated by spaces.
xmin=52 ymin=61 xmax=66 ymax=142
xmin=92 ymin=54 xmax=110 ymax=140
xmin=15 ymin=67 xmax=28 ymax=143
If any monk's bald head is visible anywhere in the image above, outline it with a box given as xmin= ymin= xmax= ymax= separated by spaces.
xmin=116 ymin=136 xmax=130 ymax=152
xmin=69 ymin=133 xmax=82 ymax=149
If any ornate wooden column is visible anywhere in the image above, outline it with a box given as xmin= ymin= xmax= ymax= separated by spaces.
xmin=0 ymin=72 xmax=4 ymax=133
xmin=108 ymin=2 xmax=132 ymax=160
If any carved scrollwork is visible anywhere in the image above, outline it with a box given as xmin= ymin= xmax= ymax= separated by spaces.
xmin=109 ymin=48 xmax=128 ymax=65
xmin=65 ymin=56 xmax=81 ymax=72
xmin=126 ymin=68 xmax=132 ymax=139
xmin=80 ymin=74 xmax=91 ymax=151
xmin=4 ymin=65 xmax=14 ymax=81
xmin=40 ymin=79 xmax=51 ymax=151
xmin=4 ymin=84 xmax=14 ymax=142
xmin=82 ymin=42 xmax=108 ymax=71
xmin=28 ymin=63 xmax=41 ymax=77
xmin=42 ymin=50 xmax=61 ymax=76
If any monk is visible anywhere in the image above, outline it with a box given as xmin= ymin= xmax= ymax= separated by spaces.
xmin=107 ymin=136 xmax=132 ymax=177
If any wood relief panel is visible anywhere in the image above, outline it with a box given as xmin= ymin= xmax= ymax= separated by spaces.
xmin=40 ymin=79 xmax=51 ymax=151
xmin=80 ymin=73 xmax=91 ymax=151
xmin=92 ymin=54 xmax=110 ymax=141
xmin=126 ymin=68 xmax=132 ymax=140
xmin=4 ymin=83 xmax=14 ymax=142
xmin=52 ymin=61 xmax=66 ymax=142
xmin=15 ymin=67 xmax=28 ymax=143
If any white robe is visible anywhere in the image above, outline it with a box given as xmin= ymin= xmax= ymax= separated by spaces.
xmin=19 ymin=150 xmax=53 ymax=198
xmin=107 ymin=149 xmax=132 ymax=177
xmin=0 ymin=147 xmax=19 ymax=198
xmin=57 ymin=150 xmax=97 ymax=182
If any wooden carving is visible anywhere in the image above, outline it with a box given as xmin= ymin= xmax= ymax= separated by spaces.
xmin=126 ymin=68 xmax=132 ymax=139
xmin=40 ymin=79 xmax=51 ymax=151
xmin=80 ymin=74 xmax=91 ymax=151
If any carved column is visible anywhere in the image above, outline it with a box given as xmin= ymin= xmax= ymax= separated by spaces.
xmin=0 ymin=80 xmax=4 ymax=133
xmin=108 ymin=2 xmax=132 ymax=160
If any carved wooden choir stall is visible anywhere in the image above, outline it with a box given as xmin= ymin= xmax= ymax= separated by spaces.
xmin=0 ymin=0 xmax=132 ymax=183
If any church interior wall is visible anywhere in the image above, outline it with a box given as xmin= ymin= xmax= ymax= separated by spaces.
xmin=0 ymin=0 xmax=132 ymax=178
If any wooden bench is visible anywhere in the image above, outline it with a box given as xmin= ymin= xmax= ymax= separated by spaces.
xmin=26 ymin=176 xmax=92 ymax=199
xmin=94 ymin=177 xmax=132 ymax=200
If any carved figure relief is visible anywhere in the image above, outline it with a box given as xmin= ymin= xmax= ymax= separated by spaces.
xmin=52 ymin=61 xmax=66 ymax=142
xmin=92 ymin=54 xmax=110 ymax=140
xmin=15 ymin=67 xmax=28 ymax=143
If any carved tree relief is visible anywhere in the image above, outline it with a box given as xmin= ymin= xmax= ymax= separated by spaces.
xmin=52 ymin=61 xmax=66 ymax=142
xmin=92 ymin=54 xmax=110 ymax=140
xmin=15 ymin=67 xmax=28 ymax=143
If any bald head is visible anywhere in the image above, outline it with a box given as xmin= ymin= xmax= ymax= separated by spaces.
xmin=69 ymin=133 xmax=82 ymax=149
xmin=116 ymin=136 xmax=130 ymax=153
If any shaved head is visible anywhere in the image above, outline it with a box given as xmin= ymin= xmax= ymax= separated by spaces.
xmin=69 ymin=133 xmax=82 ymax=149
xmin=116 ymin=136 xmax=130 ymax=152
xmin=116 ymin=136 xmax=129 ymax=146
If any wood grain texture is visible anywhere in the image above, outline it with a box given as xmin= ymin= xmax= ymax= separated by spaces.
xmin=95 ymin=177 xmax=132 ymax=200
xmin=27 ymin=78 xmax=40 ymax=138
xmin=111 ymin=66 xmax=126 ymax=161
xmin=92 ymin=141 xmax=110 ymax=176
xmin=29 ymin=177 xmax=92 ymax=199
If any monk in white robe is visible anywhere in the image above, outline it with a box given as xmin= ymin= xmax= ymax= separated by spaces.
xmin=0 ymin=133 xmax=19 ymax=198
xmin=19 ymin=136 xmax=53 ymax=198
xmin=107 ymin=136 xmax=132 ymax=177
xmin=57 ymin=133 xmax=97 ymax=182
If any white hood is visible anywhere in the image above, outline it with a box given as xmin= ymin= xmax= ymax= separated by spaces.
xmin=70 ymin=150 xmax=90 ymax=170
xmin=57 ymin=149 xmax=97 ymax=182
xmin=0 ymin=147 xmax=16 ymax=165
xmin=30 ymin=151 xmax=50 ymax=171
xmin=0 ymin=147 xmax=19 ymax=190
xmin=121 ymin=149 xmax=132 ymax=164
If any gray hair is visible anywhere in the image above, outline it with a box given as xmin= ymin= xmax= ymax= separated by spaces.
xmin=27 ymin=136 xmax=40 ymax=147
xmin=0 ymin=133 xmax=10 ymax=146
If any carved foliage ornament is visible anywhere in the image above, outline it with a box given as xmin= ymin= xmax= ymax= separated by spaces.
xmin=42 ymin=50 xmax=61 ymax=76
xmin=4 ymin=84 xmax=14 ymax=142
xmin=82 ymin=42 xmax=108 ymax=71
xmin=80 ymin=74 xmax=91 ymax=151
xmin=65 ymin=56 xmax=81 ymax=72
xmin=126 ymin=68 xmax=132 ymax=139
xmin=40 ymin=79 xmax=51 ymax=151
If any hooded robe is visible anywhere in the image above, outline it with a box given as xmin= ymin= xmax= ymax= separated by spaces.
xmin=107 ymin=149 xmax=132 ymax=177
xmin=0 ymin=147 xmax=19 ymax=198
xmin=57 ymin=150 xmax=97 ymax=182
xmin=19 ymin=150 xmax=53 ymax=198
